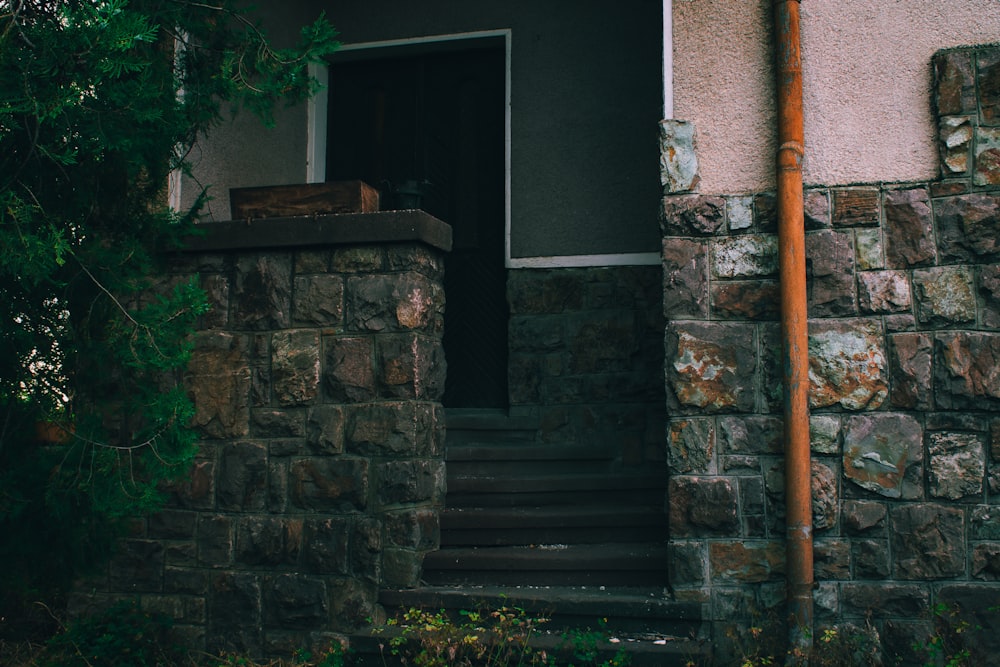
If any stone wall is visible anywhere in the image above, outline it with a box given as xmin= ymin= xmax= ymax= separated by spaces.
xmin=662 ymin=44 xmax=1000 ymax=661
xmin=70 ymin=215 xmax=449 ymax=659
xmin=507 ymin=266 xmax=665 ymax=467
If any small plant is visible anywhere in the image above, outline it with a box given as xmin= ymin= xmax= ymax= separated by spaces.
xmin=558 ymin=618 xmax=630 ymax=667
xmin=912 ymin=602 xmax=985 ymax=667
xmin=209 ymin=641 xmax=349 ymax=667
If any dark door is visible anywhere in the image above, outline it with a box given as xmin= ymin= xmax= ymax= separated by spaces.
xmin=326 ymin=45 xmax=508 ymax=408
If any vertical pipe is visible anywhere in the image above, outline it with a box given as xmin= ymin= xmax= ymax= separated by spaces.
xmin=773 ymin=0 xmax=813 ymax=661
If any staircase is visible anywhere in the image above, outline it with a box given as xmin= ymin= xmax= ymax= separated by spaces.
xmin=358 ymin=410 xmax=708 ymax=666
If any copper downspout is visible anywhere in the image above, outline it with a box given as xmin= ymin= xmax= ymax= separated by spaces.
xmin=773 ymin=0 xmax=813 ymax=659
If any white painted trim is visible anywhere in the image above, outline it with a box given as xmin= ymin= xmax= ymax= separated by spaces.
xmin=663 ymin=0 xmax=673 ymax=118
xmin=306 ymin=62 xmax=328 ymax=183
xmin=507 ymin=253 xmax=661 ymax=269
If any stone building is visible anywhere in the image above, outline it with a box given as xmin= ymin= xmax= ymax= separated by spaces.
xmin=76 ymin=1 xmax=1000 ymax=663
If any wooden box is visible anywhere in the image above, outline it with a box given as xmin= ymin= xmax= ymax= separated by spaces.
xmin=229 ymin=180 xmax=380 ymax=219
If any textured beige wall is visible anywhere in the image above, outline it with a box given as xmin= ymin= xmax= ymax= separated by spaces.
xmin=673 ymin=0 xmax=1000 ymax=194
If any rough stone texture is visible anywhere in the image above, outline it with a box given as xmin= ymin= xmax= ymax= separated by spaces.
xmin=842 ymin=500 xmax=888 ymax=535
xmin=763 ymin=460 xmax=839 ymax=532
xmin=186 ymin=332 xmax=252 ymax=439
xmin=935 ymin=332 xmax=1000 ymax=409
xmin=804 ymin=189 xmax=832 ymax=229
xmin=832 ymin=188 xmax=879 ymax=227
xmin=806 ymin=230 xmax=856 ymax=317
xmin=884 ymin=188 xmax=936 ymax=268
xmin=669 ymin=476 xmax=739 ymax=536
xmin=981 ymin=265 xmax=1000 ymax=329
xmin=888 ymin=333 xmax=933 ymax=410
xmin=667 ymin=418 xmax=715 ymax=474
xmin=292 ymin=274 xmax=344 ymax=326
xmin=662 ymin=238 xmax=708 ymax=318
xmin=934 ymin=193 xmax=1000 ymax=263
xmin=854 ymin=228 xmax=884 ymax=271
xmin=271 ymin=330 xmax=321 ymax=406
xmin=939 ymin=115 xmax=973 ymax=174
xmin=808 ymin=319 xmax=888 ymax=411
xmin=843 ymin=413 xmax=923 ymax=500
xmin=708 ymin=541 xmax=784 ymax=583
xmin=726 ymin=195 xmax=753 ymax=231
xmin=927 ymin=431 xmax=985 ymax=500
xmin=710 ymin=234 xmax=779 ymax=279
xmin=661 ymin=194 xmax=726 ymax=236
xmin=710 ymin=280 xmax=779 ymax=320
xmin=935 ymin=50 xmax=976 ymax=116
xmin=912 ymin=265 xmax=977 ymax=326
xmin=718 ymin=415 xmax=782 ymax=454
xmin=666 ymin=322 xmax=756 ymax=413
xmin=858 ymin=270 xmax=911 ymax=314
xmin=232 ymin=254 xmax=293 ymax=330
xmin=891 ymin=504 xmax=965 ymax=579
xmin=980 ymin=48 xmax=1000 ymax=124
xmin=659 ymin=119 xmax=700 ymax=193
xmin=809 ymin=415 xmax=841 ymax=455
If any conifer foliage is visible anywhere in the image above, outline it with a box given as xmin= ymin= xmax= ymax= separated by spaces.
xmin=0 ymin=0 xmax=338 ymax=615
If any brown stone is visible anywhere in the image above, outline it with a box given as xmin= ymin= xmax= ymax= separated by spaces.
xmin=667 ymin=418 xmax=715 ymax=474
xmin=892 ymin=504 xmax=965 ymax=579
xmin=980 ymin=265 xmax=1000 ymax=329
xmin=186 ymin=332 xmax=251 ymax=439
xmin=843 ymin=413 xmax=923 ymax=500
xmin=912 ymin=266 xmax=976 ymax=326
xmin=809 ymin=319 xmax=888 ymax=411
xmin=858 ymin=271 xmax=911 ymax=314
xmin=272 ymin=330 xmax=320 ymax=406
xmin=289 ymin=458 xmax=368 ymax=511
xmin=889 ymin=333 xmax=933 ymax=410
xmin=930 ymin=180 xmax=969 ymax=198
xmin=853 ymin=539 xmax=890 ymax=579
xmin=345 ymin=402 xmax=439 ymax=458
xmin=814 ymin=539 xmax=851 ymax=580
xmin=754 ymin=191 xmax=777 ymax=230
xmin=661 ymin=194 xmax=726 ymax=236
xmin=323 ymin=337 xmax=375 ymax=402
xmin=884 ymin=188 xmax=936 ymax=268
xmin=832 ymin=188 xmax=879 ymax=227
xmin=934 ymin=193 xmax=1000 ymax=263
xmin=935 ymin=50 xmax=976 ymax=115
xmin=346 ymin=273 xmax=444 ymax=334
xmin=928 ymin=431 xmax=985 ymax=500
xmin=709 ymin=541 xmax=784 ymax=583
xmin=934 ymin=332 xmax=1000 ymax=409
xmin=232 ymin=254 xmax=293 ymax=330
xmin=662 ymin=238 xmax=709 ymax=318
xmin=842 ymin=500 xmax=887 ymax=535
xmin=718 ymin=415 xmax=783 ymax=454
xmin=669 ymin=476 xmax=739 ymax=536
xmin=979 ymin=48 xmax=1000 ymax=124
xmin=804 ymin=189 xmax=831 ymax=229
xmin=376 ymin=334 xmax=446 ymax=400
xmin=292 ymin=274 xmax=344 ymax=326
xmin=939 ymin=116 xmax=973 ymax=174
xmin=710 ymin=280 xmax=780 ymax=320
xmin=806 ymin=230 xmax=856 ymax=317
xmin=665 ymin=322 xmax=756 ymax=413
xmin=305 ymin=405 xmax=345 ymax=455
xmin=972 ymin=544 xmax=1000 ymax=580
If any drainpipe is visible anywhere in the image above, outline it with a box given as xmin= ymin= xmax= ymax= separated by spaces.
xmin=773 ymin=0 xmax=813 ymax=660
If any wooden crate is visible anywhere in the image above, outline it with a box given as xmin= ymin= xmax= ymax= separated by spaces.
xmin=229 ymin=180 xmax=380 ymax=219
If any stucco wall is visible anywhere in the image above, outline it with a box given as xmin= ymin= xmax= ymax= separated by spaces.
xmin=672 ymin=0 xmax=1000 ymax=194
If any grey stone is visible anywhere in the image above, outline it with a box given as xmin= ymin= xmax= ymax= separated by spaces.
xmin=302 ymin=518 xmax=350 ymax=574
xmin=809 ymin=319 xmax=888 ymax=411
xmin=804 ymin=189 xmax=832 ymax=229
xmin=376 ymin=459 xmax=445 ymax=506
xmin=806 ymin=230 xmax=856 ymax=317
xmin=843 ymin=413 xmax=923 ymax=499
xmin=727 ymin=195 xmax=753 ymax=231
xmin=810 ymin=415 xmax=841 ymax=455
xmin=711 ymin=234 xmax=779 ymax=279
xmin=665 ymin=322 xmax=757 ymax=413
xmin=884 ymin=188 xmax=936 ymax=268
xmin=912 ymin=265 xmax=976 ymax=326
xmin=305 ymin=405 xmax=345 ymax=454
xmin=323 ymin=337 xmax=375 ymax=402
xmin=891 ymin=504 xmax=965 ymax=579
xmin=814 ymin=539 xmax=851 ymax=580
xmin=972 ymin=505 xmax=1000 ymax=539
xmin=934 ymin=193 xmax=1000 ymax=263
xmin=662 ymin=238 xmax=709 ymax=318
xmin=232 ymin=254 xmax=292 ymax=330
xmin=858 ymin=270 xmax=911 ymax=314
xmin=384 ymin=509 xmax=440 ymax=550
xmin=186 ymin=332 xmax=251 ymax=439
xmin=345 ymin=402 xmax=439 ymax=458
xmin=972 ymin=544 xmax=1000 ymax=580
xmin=854 ymin=228 xmax=884 ymax=271
xmin=667 ymin=417 xmax=715 ymax=474
xmin=669 ymin=541 xmax=707 ymax=586
xmin=940 ymin=116 xmax=973 ymax=174
xmin=292 ymin=274 xmax=344 ymax=326
xmin=840 ymin=583 xmax=927 ymax=617
xmin=669 ymin=476 xmax=739 ymax=536
xmin=928 ymin=431 xmax=985 ymax=500
xmin=346 ymin=272 xmax=444 ymax=334
xmin=981 ymin=265 xmax=1000 ymax=329
xmin=661 ymin=194 xmax=726 ymax=236
xmin=842 ymin=500 xmax=888 ymax=535
xmin=218 ymin=443 xmax=268 ymax=511
xmin=853 ymin=539 xmax=890 ymax=579
xmin=659 ymin=119 xmax=700 ymax=193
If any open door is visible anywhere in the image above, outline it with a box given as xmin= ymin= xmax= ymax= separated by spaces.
xmin=326 ymin=42 xmax=508 ymax=408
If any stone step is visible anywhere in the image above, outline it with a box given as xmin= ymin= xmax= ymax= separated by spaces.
xmin=440 ymin=505 xmax=667 ymax=546
xmin=422 ymin=542 xmax=670 ymax=587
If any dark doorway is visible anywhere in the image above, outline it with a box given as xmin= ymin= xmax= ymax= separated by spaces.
xmin=326 ymin=42 xmax=509 ymax=408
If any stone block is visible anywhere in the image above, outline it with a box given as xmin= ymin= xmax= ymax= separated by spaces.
xmin=198 ymin=515 xmax=234 ymax=566
xmin=265 ymin=574 xmax=328 ymax=630
xmin=109 ymin=539 xmax=164 ymax=593
xmin=979 ymin=48 xmax=1000 ymax=124
xmin=934 ymin=332 xmax=1000 ymax=409
xmin=763 ymin=460 xmax=838 ymax=532
xmin=351 ymin=517 xmax=382 ymax=584
xmin=854 ymin=228 xmax=884 ymax=270
xmin=236 ymin=517 xmax=300 ymax=567
xmin=972 ymin=505 xmax=1000 ymax=540
xmin=292 ymin=274 xmax=344 ymax=326
xmin=301 ymin=518 xmax=350 ymax=574
xmin=328 ymin=578 xmax=378 ymax=632
xmin=884 ymin=188 xmax=936 ymax=268
xmin=980 ymin=265 xmax=1000 ymax=329
xmin=810 ymin=415 xmax=841 ymax=455
xmin=376 ymin=334 xmax=446 ymax=400
xmin=665 ymin=322 xmax=757 ymax=413
xmin=711 ymin=234 xmax=779 ymax=279
xmin=928 ymin=432 xmax=985 ymax=500
xmin=840 ymin=583 xmax=927 ymax=618
xmin=323 ymin=336 xmax=375 ymax=402
xmin=668 ymin=541 xmax=706 ymax=586
xmin=808 ymin=319 xmax=888 ymax=411
xmin=858 ymin=270 xmax=911 ymax=314
xmin=386 ymin=244 xmax=445 ymax=278
xmin=934 ymin=193 xmax=1000 ymax=263
xmin=708 ymin=541 xmax=784 ymax=583
xmin=289 ymin=458 xmax=368 ymax=512
xmin=843 ymin=413 xmax=923 ymax=500
xmin=937 ymin=583 xmax=1000 ymax=660
xmin=939 ymin=116 xmax=973 ymax=174
xmin=667 ymin=417 xmax=715 ymax=474
xmin=711 ymin=280 xmax=780 ymax=320
xmin=294 ymin=249 xmax=330 ymax=273
xmin=659 ymin=119 xmax=700 ymax=193
xmin=662 ymin=238 xmax=709 ymax=318
xmin=567 ymin=310 xmax=639 ymax=374
xmin=383 ymin=509 xmax=440 ymax=550
xmin=252 ymin=409 xmax=306 ymax=438
xmin=832 ymin=188 xmax=879 ymax=227
xmin=200 ymin=273 xmax=230 ymax=329
xmin=853 ymin=539 xmax=890 ymax=579
xmin=934 ymin=50 xmax=976 ymax=115
xmin=305 ymin=405 xmax=345 ymax=454
xmin=382 ymin=548 xmax=424 ymax=589
xmin=331 ymin=246 xmax=382 ymax=273
xmin=208 ymin=573 xmax=261 ymax=655
xmin=972 ymin=544 xmax=1000 ymax=580
xmin=806 ymin=230 xmax=857 ymax=316
xmin=164 ymin=566 xmax=208 ymax=595
xmin=167 ymin=460 xmax=215 ymax=510
xmin=912 ymin=266 xmax=976 ymax=326
xmin=186 ymin=331 xmax=251 ymax=439
xmin=661 ymin=194 xmax=725 ymax=236
xmin=891 ymin=504 xmax=965 ymax=579
xmin=345 ymin=272 xmax=444 ymax=334
xmin=345 ymin=402 xmax=439 ymax=458
xmin=889 ymin=333 xmax=933 ymax=410
xmin=231 ymin=254 xmax=292 ymax=330
xmin=804 ymin=189 xmax=832 ymax=229
xmin=507 ymin=270 xmax=584 ymax=314
xmin=726 ymin=195 xmax=753 ymax=231
xmin=842 ymin=500 xmax=888 ymax=535
xmin=148 ymin=510 xmax=197 ymax=540
xmin=668 ymin=476 xmax=739 ymax=536
xmin=217 ymin=442 xmax=267 ymax=511
xmin=754 ymin=191 xmax=777 ymax=230
xmin=814 ymin=539 xmax=851 ymax=580
xmin=376 ymin=459 xmax=445 ymax=506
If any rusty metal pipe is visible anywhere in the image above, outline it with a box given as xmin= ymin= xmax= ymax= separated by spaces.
xmin=773 ymin=0 xmax=813 ymax=660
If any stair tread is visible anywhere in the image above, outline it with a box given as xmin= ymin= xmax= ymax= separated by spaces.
xmin=446 ymin=443 xmax=618 ymax=461
xmin=447 ymin=472 xmax=665 ymax=494
xmin=424 ymin=543 xmax=669 ymax=572
xmin=442 ymin=505 xmax=665 ymax=528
